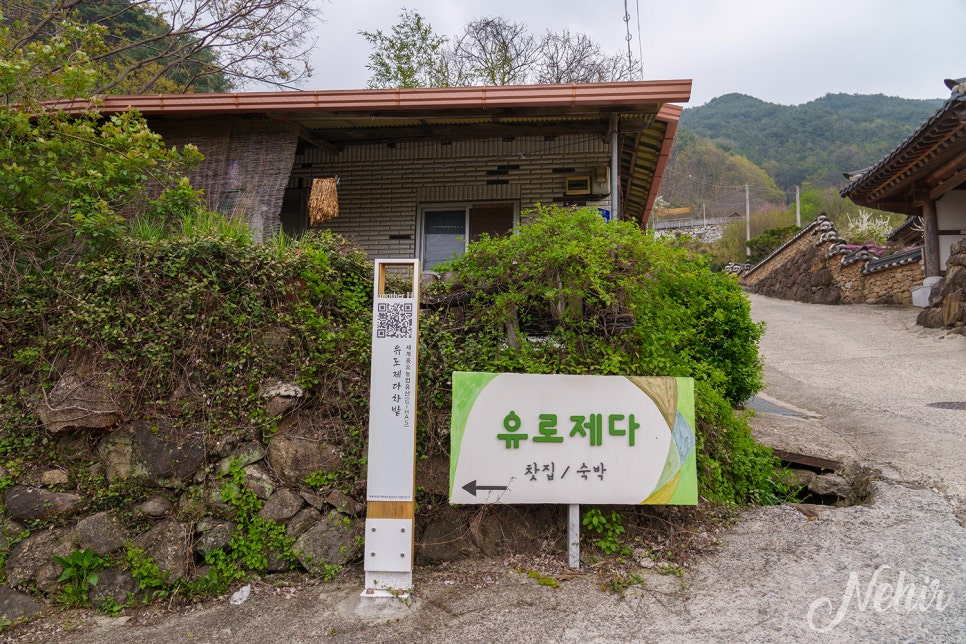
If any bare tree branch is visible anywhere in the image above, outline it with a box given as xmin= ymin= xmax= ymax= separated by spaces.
xmin=3 ymin=0 xmax=322 ymax=94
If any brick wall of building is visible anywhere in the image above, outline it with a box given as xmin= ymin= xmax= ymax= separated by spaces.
xmin=290 ymin=135 xmax=612 ymax=258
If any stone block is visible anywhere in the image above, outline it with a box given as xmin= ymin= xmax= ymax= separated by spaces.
xmin=32 ymin=372 xmax=121 ymax=433
xmin=4 ymin=486 xmax=83 ymax=522
xmin=267 ymin=433 xmax=343 ymax=487
xmin=131 ymin=519 xmax=190 ymax=583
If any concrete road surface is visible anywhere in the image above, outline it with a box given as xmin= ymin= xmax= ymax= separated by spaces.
xmin=6 ymin=295 xmax=964 ymax=643
xmin=749 ymin=294 xmax=966 ymax=502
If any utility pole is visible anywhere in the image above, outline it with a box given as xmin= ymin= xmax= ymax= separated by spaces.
xmin=702 ymin=203 xmax=706 ymax=227
xmin=745 ymin=184 xmax=751 ymax=258
xmin=795 ymin=185 xmax=801 ymax=227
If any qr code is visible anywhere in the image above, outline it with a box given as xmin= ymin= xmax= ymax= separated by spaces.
xmin=376 ymin=302 xmax=413 ymax=338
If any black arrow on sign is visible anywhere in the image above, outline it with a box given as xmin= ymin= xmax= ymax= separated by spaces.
xmin=461 ymin=480 xmax=508 ymax=497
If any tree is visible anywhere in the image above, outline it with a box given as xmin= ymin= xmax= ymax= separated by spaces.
xmin=534 ymin=30 xmax=636 ymax=84
xmin=0 ymin=14 xmax=203 ymax=289
xmin=662 ymin=130 xmax=786 ymax=218
xmin=1 ymin=0 xmax=321 ymax=94
xmin=449 ymin=16 xmax=538 ymax=86
xmin=359 ymin=9 xmax=449 ymax=89
xmin=360 ymin=12 xmax=639 ymax=89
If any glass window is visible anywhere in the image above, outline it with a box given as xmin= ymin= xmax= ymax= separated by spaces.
xmin=423 ymin=209 xmax=467 ymax=269
xmin=421 ymin=203 xmax=516 ymax=270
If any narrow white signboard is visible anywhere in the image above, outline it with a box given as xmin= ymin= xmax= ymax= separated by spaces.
xmin=363 ymin=260 xmax=420 ymax=598
xmin=366 ymin=261 xmax=419 ymax=501
xmin=450 ymin=372 xmax=697 ymax=505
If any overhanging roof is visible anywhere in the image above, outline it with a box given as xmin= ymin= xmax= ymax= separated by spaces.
xmin=53 ymin=81 xmax=691 ymax=226
xmin=841 ymin=84 xmax=966 ymax=214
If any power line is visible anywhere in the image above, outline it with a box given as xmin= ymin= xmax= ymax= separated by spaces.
xmin=662 ymin=169 xmax=746 ymax=191
xmin=635 ymin=0 xmax=644 ymax=79
xmin=623 ymin=0 xmax=634 ymax=77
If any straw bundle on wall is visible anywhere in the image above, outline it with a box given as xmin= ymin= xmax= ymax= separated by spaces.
xmin=309 ymin=177 xmax=339 ymax=225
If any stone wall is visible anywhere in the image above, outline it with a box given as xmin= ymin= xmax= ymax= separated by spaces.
xmin=917 ymin=237 xmax=966 ymax=333
xmin=738 ymin=214 xmax=924 ymax=306
xmin=0 ymin=369 xmax=554 ymax=615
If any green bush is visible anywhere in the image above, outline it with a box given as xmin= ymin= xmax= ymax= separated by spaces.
xmin=420 ymin=205 xmax=784 ymax=504
xmin=748 ymin=225 xmax=800 ymax=263
xmin=0 ymin=228 xmax=373 ymax=440
xmin=1 ymin=205 xmax=783 ymax=512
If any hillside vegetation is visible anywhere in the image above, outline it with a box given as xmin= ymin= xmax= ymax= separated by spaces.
xmin=679 ymin=93 xmax=944 ymax=191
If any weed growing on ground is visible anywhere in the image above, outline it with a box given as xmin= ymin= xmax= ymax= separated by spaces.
xmin=54 ymin=548 xmax=109 ymax=608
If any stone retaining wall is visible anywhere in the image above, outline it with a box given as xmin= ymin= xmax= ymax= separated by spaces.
xmin=737 ymin=214 xmax=924 ymax=306
xmin=917 ymin=237 xmax=966 ymax=333
xmin=0 ymin=369 xmax=553 ymax=615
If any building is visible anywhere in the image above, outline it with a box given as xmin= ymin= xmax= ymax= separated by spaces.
xmin=841 ymin=76 xmax=966 ymax=303
xmin=64 ymin=81 xmax=691 ymax=267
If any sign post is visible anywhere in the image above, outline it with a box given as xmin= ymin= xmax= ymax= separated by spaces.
xmin=362 ymin=260 xmax=420 ymax=598
xmin=450 ymin=372 xmax=697 ymax=567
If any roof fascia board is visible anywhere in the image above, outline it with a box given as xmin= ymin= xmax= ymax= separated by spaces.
xmin=640 ymin=104 xmax=684 ymax=225
xmin=48 ymin=80 xmax=692 ymax=117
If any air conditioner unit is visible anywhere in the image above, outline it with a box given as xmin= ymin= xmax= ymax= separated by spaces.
xmin=592 ymin=167 xmax=610 ymax=195
xmin=565 ymin=175 xmax=591 ymax=195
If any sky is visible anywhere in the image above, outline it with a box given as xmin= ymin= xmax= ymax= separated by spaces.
xmin=298 ymin=0 xmax=966 ymax=107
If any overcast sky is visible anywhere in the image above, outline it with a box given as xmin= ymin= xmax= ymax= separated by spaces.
xmin=300 ymin=0 xmax=965 ymax=107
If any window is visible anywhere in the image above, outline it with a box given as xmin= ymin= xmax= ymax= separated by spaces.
xmin=419 ymin=203 xmax=516 ymax=270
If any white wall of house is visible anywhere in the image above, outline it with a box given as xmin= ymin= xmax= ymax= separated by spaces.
xmin=287 ymin=135 xmax=611 ymax=259
xmin=937 ymin=189 xmax=966 ymax=270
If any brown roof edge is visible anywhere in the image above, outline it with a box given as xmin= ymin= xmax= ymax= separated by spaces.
xmin=45 ymin=80 xmax=692 ymax=116
xmin=641 ymin=103 xmax=684 ymax=227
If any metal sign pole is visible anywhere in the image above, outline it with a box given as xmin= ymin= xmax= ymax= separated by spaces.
xmin=568 ymin=504 xmax=580 ymax=569
xmin=362 ymin=260 xmax=420 ymax=599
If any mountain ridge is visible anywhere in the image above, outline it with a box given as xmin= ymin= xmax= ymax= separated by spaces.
xmin=678 ymin=92 xmax=946 ymax=190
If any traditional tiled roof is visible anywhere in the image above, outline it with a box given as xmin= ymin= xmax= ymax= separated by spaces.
xmin=737 ymin=213 xmax=923 ymax=279
xmin=739 ymin=213 xmax=829 ymax=279
xmin=862 ymin=246 xmax=923 ymax=275
xmin=840 ymin=78 xmax=966 ymax=213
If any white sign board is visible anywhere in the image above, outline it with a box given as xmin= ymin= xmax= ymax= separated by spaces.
xmin=366 ymin=260 xmax=419 ymax=502
xmin=450 ymin=372 xmax=696 ymax=505
xmin=364 ymin=260 xmax=420 ymax=598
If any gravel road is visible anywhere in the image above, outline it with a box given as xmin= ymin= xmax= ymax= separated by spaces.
xmin=8 ymin=295 xmax=965 ymax=643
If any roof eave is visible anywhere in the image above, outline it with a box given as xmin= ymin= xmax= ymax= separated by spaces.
xmin=841 ymin=94 xmax=966 ymax=207
xmin=640 ymin=104 xmax=682 ymax=226
xmin=49 ymin=80 xmax=692 ymax=117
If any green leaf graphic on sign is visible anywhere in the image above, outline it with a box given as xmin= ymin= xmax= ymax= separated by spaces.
xmin=642 ymin=378 xmax=696 ymax=504
xmin=449 ymin=372 xmax=499 ymax=494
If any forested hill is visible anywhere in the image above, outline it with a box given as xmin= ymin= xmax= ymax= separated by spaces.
xmin=679 ymin=93 xmax=945 ymax=191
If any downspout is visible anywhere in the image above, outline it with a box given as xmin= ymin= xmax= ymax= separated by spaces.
xmin=610 ymin=114 xmax=620 ymax=222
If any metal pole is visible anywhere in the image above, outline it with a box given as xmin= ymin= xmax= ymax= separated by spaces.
xmin=610 ymin=115 xmax=620 ymax=222
xmin=795 ymin=185 xmax=801 ymax=227
xmin=703 ymin=203 xmax=706 ymax=227
xmin=568 ymin=504 xmax=580 ymax=569
xmin=745 ymin=184 xmax=751 ymax=258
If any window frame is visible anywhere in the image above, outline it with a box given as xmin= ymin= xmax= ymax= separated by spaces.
xmin=416 ymin=201 xmax=519 ymax=270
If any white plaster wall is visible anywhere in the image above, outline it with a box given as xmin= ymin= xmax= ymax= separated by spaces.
xmin=937 ymin=189 xmax=966 ymax=270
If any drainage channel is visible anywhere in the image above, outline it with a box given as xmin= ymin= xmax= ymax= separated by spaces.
xmin=744 ymin=396 xmax=873 ymax=508
xmin=926 ymin=401 xmax=966 ymax=410
xmin=745 ymin=395 xmax=808 ymax=418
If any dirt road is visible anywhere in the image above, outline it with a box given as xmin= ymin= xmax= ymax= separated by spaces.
xmin=7 ymin=296 xmax=965 ymax=642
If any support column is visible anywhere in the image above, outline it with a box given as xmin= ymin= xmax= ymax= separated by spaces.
xmin=610 ymin=115 xmax=620 ymax=222
xmin=922 ymin=199 xmax=942 ymax=276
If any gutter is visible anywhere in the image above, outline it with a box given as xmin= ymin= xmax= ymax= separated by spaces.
xmin=47 ymin=80 xmax=693 ymax=117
